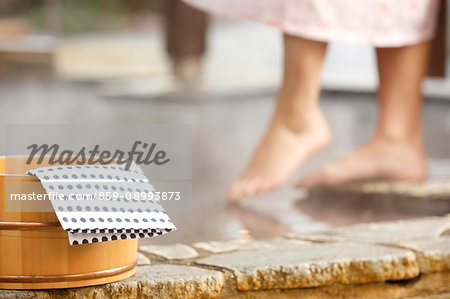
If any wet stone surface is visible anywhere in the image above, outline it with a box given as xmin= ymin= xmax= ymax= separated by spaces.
xmin=292 ymin=217 xmax=450 ymax=244
xmin=192 ymin=237 xmax=310 ymax=254
xmin=137 ymin=252 xmax=151 ymax=265
xmin=2 ymin=217 xmax=450 ymax=298
xmin=197 ymin=243 xmax=419 ymax=291
xmin=139 ymin=243 xmax=199 ymax=260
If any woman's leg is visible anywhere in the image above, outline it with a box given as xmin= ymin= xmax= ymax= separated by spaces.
xmin=298 ymin=42 xmax=430 ymax=188
xmin=227 ymin=34 xmax=330 ymax=201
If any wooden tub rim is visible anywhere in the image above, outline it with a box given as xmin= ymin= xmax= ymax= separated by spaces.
xmin=0 ymin=221 xmax=62 ymax=230
xmin=0 ymin=261 xmax=137 ymax=283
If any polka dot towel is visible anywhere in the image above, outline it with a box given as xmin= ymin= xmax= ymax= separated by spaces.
xmin=26 ymin=163 xmax=176 ymax=245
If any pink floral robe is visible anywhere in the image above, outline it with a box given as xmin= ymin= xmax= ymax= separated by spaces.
xmin=184 ymin=0 xmax=441 ymax=47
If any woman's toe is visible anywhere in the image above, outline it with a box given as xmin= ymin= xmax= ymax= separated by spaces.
xmin=226 ymin=181 xmax=245 ymax=202
xmin=240 ymin=179 xmax=260 ymax=198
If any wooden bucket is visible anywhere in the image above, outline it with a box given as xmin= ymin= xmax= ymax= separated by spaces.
xmin=0 ymin=156 xmax=137 ymax=289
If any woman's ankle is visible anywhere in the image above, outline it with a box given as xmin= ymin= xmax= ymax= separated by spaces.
xmin=271 ymin=106 xmax=331 ymax=146
xmin=373 ymin=126 xmax=423 ymax=148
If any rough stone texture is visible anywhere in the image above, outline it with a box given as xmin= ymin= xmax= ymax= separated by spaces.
xmin=3 ymin=217 xmax=450 ymax=298
xmin=192 ymin=237 xmax=310 ymax=254
xmin=399 ymin=236 xmax=450 ymax=274
xmin=0 ymin=265 xmax=224 ymax=299
xmin=197 ymin=243 xmax=419 ymax=291
xmin=214 ymin=271 xmax=450 ymax=299
xmin=139 ymin=243 xmax=198 ymax=260
xmin=3 ymin=272 xmax=450 ymax=299
xmin=408 ymin=294 xmax=450 ymax=299
xmin=137 ymin=252 xmax=151 ymax=265
xmin=102 ymin=265 xmax=224 ymax=298
xmin=292 ymin=217 xmax=450 ymax=245
xmin=0 ymin=291 xmax=44 ymax=299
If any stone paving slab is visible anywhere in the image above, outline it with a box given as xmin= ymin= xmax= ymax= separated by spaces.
xmin=214 ymin=271 xmax=450 ymax=299
xmin=3 ymin=272 xmax=450 ymax=299
xmin=197 ymin=243 xmax=419 ymax=291
xmin=399 ymin=236 xmax=450 ymax=274
xmin=301 ymin=185 xmax=450 ymax=224
xmin=192 ymin=237 xmax=310 ymax=254
xmin=291 ymin=217 xmax=450 ymax=245
xmin=0 ymin=265 xmax=225 ymax=299
xmin=137 ymin=252 xmax=151 ymax=265
xmin=104 ymin=265 xmax=224 ymax=298
xmin=139 ymin=244 xmax=199 ymax=260
xmin=2 ymin=217 xmax=450 ymax=298
xmin=327 ymin=179 xmax=450 ymax=199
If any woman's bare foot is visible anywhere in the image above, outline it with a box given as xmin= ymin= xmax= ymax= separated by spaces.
xmin=227 ymin=109 xmax=331 ymax=202
xmin=226 ymin=35 xmax=329 ymax=202
xmin=297 ymin=42 xmax=431 ymax=189
xmin=297 ymin=137 xmax=427 ymax=188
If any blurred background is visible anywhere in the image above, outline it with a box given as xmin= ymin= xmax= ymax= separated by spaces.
xmin=0 ymin=0 xmax=449 ymax=245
